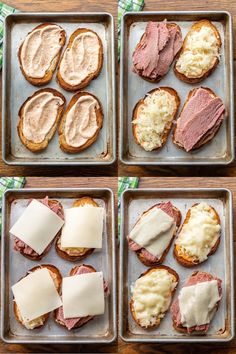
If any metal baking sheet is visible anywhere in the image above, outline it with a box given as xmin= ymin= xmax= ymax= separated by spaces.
xmin=119 ymin=188 xmax=234 ymax=342
xmin=1 ymin=188 xmax=116 ymax=344
xmin=120 ymin=11 xmax=234 ymax=165
xmin=2 ymin=12 xmax=116 ymax=165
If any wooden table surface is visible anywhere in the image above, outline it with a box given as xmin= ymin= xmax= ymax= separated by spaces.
xmin=0 ymin=0 xmax=117 ymax=177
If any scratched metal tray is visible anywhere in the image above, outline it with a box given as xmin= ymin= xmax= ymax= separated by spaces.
xmin=2 ymin=12 xmax=116 ymax=165
xmin=119 ymin=188 xmax=234 ymax=342
xmin=120 ymin=11 xmax=234 ymax=165
xmin=1 ymin=188 xmax=116 ymax=344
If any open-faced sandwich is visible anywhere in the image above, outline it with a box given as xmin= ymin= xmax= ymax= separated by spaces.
xmin=11 ymin=197 xmax=64 ymax=260
xmin=18 ymin=88 xmax=66 ymax=152
xmin=54 ymin=264 xmax=109 ymax=330
xmin=127 ymin=201 xmax=181 ymax=266
xmin=56 ymin=197 xmax=104 ymax=262
xmin=132 ymin=87 xmax=180 ymax=151
xmin=58 ymin=92 xmax=103 ymax=153
xmin=174 ymin=20 xmax=221 ymax=83
xmin=130 ymin=266 xmax=179 ymax=329
xmin=12 ymin=264 xmax=62 ymax=329
xmin=132 ymin=20 xmax=182 ymax=82
xmin=174 ymin=202 xmax=221 ymax=267
xmin=18 ymin=23 xmax=66 ymax=85
xmin=171 ymin=271 xmax=222 ymax=333
xmin=57 ymin=28 xmax=103 ymax=91
xmin=173 ymin=87 xmax=226 ymax=152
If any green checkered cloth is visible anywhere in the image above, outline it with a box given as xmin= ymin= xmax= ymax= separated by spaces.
xmin=118 ymin=177 xmax=139 ymax=238
xmin=0 ymin=177 xmax=25 ymax=234
xmin=118 ymin=0 xmax=144 ymax=59
xmin=0 ymin=2 xmax=19 ymax=69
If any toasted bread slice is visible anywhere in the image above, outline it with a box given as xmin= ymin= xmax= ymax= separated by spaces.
xmin=58 ymin=91 xmax=103 ymax=153
xmin=132 ymin=87 xmax=180 ymax=151
xmin=57 ymin=28 xmax=103 ymax=91
xmin=55 ymin=197 xmax=98 ymax=262
xmin=129 ymin=203 xmax=181 ymax=267
xmin=14 ymin=264 xmax=62 ymax=330
xmin=18 ymin=88 xmax=66 ymax=152
xmin=174 ymin=20 xmax=221 ymax=83
xmin=130 ymin=266 xmax=179 ymax=329
xmin=174 ymin=203 xmax=221 ymax=267
xmin=172 ymin=87 xmax=225 ymax=151
xmin=133 ymin=23 xmax=182 ymax=83
xmin=18 ymin=23 xmax=66 ymax=86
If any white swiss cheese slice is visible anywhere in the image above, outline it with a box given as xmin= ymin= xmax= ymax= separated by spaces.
xmin=62 ymin=271 xmax=105 ymax=319
xmin=129 ymin=207 xmax=175 ymax=258
xmin=12 ymin=268 xmax=62 ymax=322
xmin=178 ymin=280 xmax=220 ymax=328
xmin=61 ymin=205 xmax=104 ymax=248
xmin=10 ymin=199 xmax=64 ymax=255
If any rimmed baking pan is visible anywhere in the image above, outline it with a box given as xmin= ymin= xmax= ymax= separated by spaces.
xmin=1 ymin=188 xmax=116 ymax=343
xmin=119 ymin=188 xmax=234 ymax=342
xmin=119 ymin=11 xmax=234 ymax=165
xmin=2 ymin=12 xmax=116 ymax=165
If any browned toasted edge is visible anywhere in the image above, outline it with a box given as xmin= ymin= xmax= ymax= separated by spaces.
xmin=57 ymin=28 xmax=103 ymax=91
xmin=174 ymin=20 xmax=221 ymax=84
xmin=133 ymin=23 xmax=182 ymax=82
xmin=132 ymin=87 xmax=180 ymax=151
xmin=14 ymin=264 xmax=62 ymax=329
xmin=172 ymin=270 xmax=222 ymax=333
xmin=58 ymin=91 xmax=103 ymax=153
xmin=16 ymin=199 xmax=64 ymax=261
xmin=128 ymin=203 xmax=181 ymax=267
xmin=54 ymin=264 xmax=96 ymax=329
xmin=18 ymin=23 xmax=66 ymax=86
xmin=18 ymin=88 xmax=66 ymax=152
xmin=172 ymin=87 xmax=225 ymax=152
xmin=173 ymin=203 xmax=221 ymax=267
xmin=55 ymin=197 xmax=99 ymax=262
xmin=130 ymin=265 xmax=179 ymax=329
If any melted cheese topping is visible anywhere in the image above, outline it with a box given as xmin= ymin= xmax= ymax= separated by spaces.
xmin=178 ymin=280 xmax=220 ymax=328
xmin=176 ymin=203 xmax=221 ymax=262
xmin=132 ymin=90 xmax=176 ymax=151
xmin=132 ymin=269 xmax=177 ymax=327
xmin=176 ymin=26 xmax=219 ymax=78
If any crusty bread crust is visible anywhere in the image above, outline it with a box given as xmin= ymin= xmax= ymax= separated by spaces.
xmin=57 ymin=28 xmax=103 ymax=91
xmin=134 ymin=23 xmax=182 ymax=83
xmin=174 ymin=20 xmax=221 ymax=83
xmin=58 ymin=91 xmax=103 ymax=153
xmin=18 ymin=88 xmax=66 ymax=152
xmin=54 ymin=264 xmax=96 ymax=329
xmin=172 ymin=87 xmax=224 ymax=152
xmin=14 ymin=264 xmax=62 ymax=330
xmin=55 ymin=197 xmax=98 ymax=262
xmin=132 ymin=87 xmax=180 ymax=151
xmin=130 ymin=265 xmax=179 ymax=329
xmin=18 ymin=23 xmax=66 ymax=86
xmin=129 ymin=203 xmax=181 ymax=267
xmin=16 ymin=199 xmax=64 ymax=261
xmin=174 ymin=203 xmax=221 ymax=267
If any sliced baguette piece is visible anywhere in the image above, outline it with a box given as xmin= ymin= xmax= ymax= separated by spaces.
xmin=58 ymin=91 xmax=103 ymax=153
xmin=18 ymin=88 xmax=66 ymax=152
xmin=14 ymin=264 xmax=62 ymax=330
xmin=129 ymin=202 xmax=182 ymax=267
xmin=172 ymin=87 xmax=225 ymax=152
xmin=57 ymin=28 xmax=103 ymax=91
xmin=174 ymin=203 xmax=221 ymax=267
xmin=174 ymin=20 xmax=221 ymax=83
xmin=18 ymin=23 xmax=66 ymax=86
xmin=130 ymin=265 xmax=179 ymax=329
xmin=132 ymin=87 xmax=180 ymax=152
xmin=55 ymin=197 xmax=98 ymax=262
